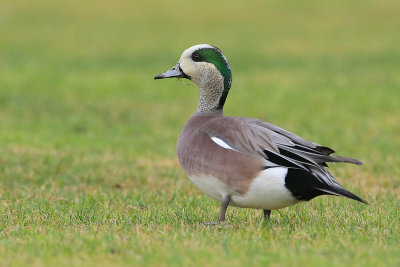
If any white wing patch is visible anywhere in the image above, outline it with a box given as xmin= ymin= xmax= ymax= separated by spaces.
xmin=211 ymin=136 xmax=237 ymax=151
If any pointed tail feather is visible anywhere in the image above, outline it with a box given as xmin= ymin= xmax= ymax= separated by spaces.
xmin=318 ymin=186 xmax=368 ymax=204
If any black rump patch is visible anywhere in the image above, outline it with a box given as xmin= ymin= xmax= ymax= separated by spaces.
xmin=284 ymin=168 xmax=330 ymax=201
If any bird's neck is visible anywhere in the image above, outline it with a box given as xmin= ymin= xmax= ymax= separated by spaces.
xmin=195 ymin=77 xmax=228 ymax=114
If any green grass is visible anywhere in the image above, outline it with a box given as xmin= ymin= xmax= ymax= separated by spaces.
xmin=1 ymin=0 xmax=400 ymax=266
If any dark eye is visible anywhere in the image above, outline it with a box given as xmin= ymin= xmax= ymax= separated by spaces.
xmin=192 ymin=53 xmax=202 ymax=62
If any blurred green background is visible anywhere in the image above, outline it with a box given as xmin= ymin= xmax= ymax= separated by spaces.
xmin=0 ymin=0 xmax=399 ymax=266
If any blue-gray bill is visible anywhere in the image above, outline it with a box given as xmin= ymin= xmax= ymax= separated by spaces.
xmin=154 ymin=63 xmax=187 ymax=80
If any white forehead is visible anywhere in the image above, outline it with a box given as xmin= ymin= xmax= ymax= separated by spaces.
xmin=180 ymin=44 xmax=215 ymax=59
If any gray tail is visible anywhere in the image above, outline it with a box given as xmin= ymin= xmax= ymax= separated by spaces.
xmin=313 ymin=167 xmax=368 ymax=204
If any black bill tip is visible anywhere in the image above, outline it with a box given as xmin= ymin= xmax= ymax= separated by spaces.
xmin=154 ymin=73 xmax=164 ymax=80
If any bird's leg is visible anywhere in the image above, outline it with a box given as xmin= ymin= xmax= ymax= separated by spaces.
xmin=201 ymin=196 xmax=231 ymax=226
xmin=219 ymin=195 xmax=231 ymax=222
xmin=263 ymin=210 xmax=271 ymax=221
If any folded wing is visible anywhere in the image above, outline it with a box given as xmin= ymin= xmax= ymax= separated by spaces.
xmin=201 ymin=116 xmax=366 ymax=203
xmin=203 ymin=116 xmax=362 ymax=170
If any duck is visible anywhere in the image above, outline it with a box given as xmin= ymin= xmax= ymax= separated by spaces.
xmin=154 ymin=44 xmax=366 ymax=222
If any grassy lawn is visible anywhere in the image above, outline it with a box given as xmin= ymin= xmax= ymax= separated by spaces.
xmin=1 ymin=0 xmax=399 ymax=266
